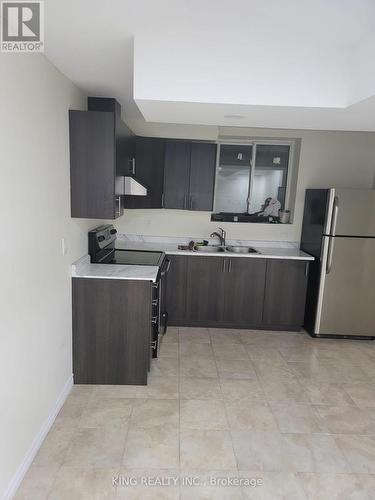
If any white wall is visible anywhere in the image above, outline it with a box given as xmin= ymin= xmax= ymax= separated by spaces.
xmin=116 ymin=125 xmax=375 ymax=242
xmin=0 ymin=54 xmax=100 ymax=497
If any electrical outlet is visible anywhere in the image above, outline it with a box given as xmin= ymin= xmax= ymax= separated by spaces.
xmin=61 ymin=238 xmax=68 ymax=256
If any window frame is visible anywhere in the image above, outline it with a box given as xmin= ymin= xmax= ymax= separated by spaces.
xmin=213 ymin=139 xmax=295 ymax=216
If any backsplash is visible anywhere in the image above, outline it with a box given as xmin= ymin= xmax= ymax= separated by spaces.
xmin=117 ymin=233 xmax=299 ymax=249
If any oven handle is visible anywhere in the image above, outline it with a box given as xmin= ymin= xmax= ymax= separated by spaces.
xmin=160 ymin=258 xmax=171 ymax=276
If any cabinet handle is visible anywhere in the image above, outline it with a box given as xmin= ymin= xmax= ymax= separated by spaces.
xmin=228 ymin=259 xmax=232 ymax=272
xmin=305 ymin=262 xmax=309 ymax=277
xmin=184 ymin=194 xmax=187 ymax=209
xmin=152 ymin=316 xmax=158 ymax=324
xmin=115 ymin=196 xmax=121 ymax=217
xmin=222 ymin=258 xmax=226 ymax=272
xmin=130 ymin=158 xmax=136 ymax=175
xmin=161 ymin=193 xmax=165 ymax=208
xmin=189 ymin=195 xmax=193 ymax=210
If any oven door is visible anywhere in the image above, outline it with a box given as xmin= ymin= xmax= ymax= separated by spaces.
xmin=152 ymin=258 xmax=170 ymax=358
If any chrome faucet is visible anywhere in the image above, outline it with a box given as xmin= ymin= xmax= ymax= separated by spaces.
xmin=210 ymin=227 xmax=226 ymax=247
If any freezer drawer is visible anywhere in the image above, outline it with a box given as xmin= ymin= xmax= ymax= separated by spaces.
xmin=331 ymin=189 xmax=375 ymax=238
xmin=316 ymin=236 xmax=375 ymax=337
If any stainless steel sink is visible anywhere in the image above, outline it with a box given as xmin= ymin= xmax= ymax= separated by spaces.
xmin=194 ymin=245 xmax=224 ymax=253
xmin=225 ymin=245 xmax=259 ymax=254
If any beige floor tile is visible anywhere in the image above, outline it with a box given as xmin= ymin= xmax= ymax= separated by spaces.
xmin=225 ymin=400 xmax=278 ymax=431
xmin=66 ymin=385 xmax=95 ymax=405
xmin=220 ymin=379 xmax=266 ymax=401
xmin=135 ymin=376 xmax=179 ymax=399
xmin=231 ymin=432 xmax=350 ymax=473
xmin=180 ymin=399 xmax=228 ymax=430
xmin=91 ymin=384 xmax=137 ymax=399
xmin=212 ymin=343 xmax=248 ymax=360
xmin=342 ymin=383 xmax=375 ymax=409
xmin=179 ymin=342 xmax=214 ymax=358
xmin=282 ymin=433 xmax=351 ymax=473
xmin=180 ymin=377 xmax=222 ymax=400
xmin=48 ymin=466 xmax=117 ymax=500
xmin=209 ymin=329 xmax=242 ymax=344
xmin=245 ymin=346 xmax=289 ymax=365
xmin=33 ymin=427 xmax=75 ymax=467
xmin=216 ymin=358 xmax=257 ymax=380
xmin=359 ymin=474 xmax=375 ymax=498
xmin=298 ymin=472 xmax=367 ymax=500
xmin=278 ymin=346 xmax=320 ymax=363
xmin=53 ymin=401 xmax=83 ymax=431
xmin=239 ymin=471 xmax=307 ymax=500
xmin=303 ymin=381 xmax=355 ymax=406
xmin=158 ymin=342 xmax=179 ymax=359
xmin=260 ymin=376 xmax=309 ymax=403
xmin=79 ymin=398 xmax=133 ymax=428
xmin=269 ymin=402 xmax=327 ymax=434
xmin=315 ymin=405 xmax=375 ymax=435
xmin=180 ymin=470 xmax=242 ymax=499
xmin=179 ymin=327 xmax=210 ymax=343
xmin=13 ymin=466 xmax=59 ymax=500
xmin=130 ymin=399 xmax=179 ymax=429
xmin=115 ymin=469 xmax=180 ymax=499
xmin=335 ymin=434 xmax=375 ymax=473
xmin=180 ymin=357 xmax=218 ymax=378
xmin=163 ymin=327 xmax=179 ymax=344
xmin=180 ymin=430 xmax=237 ymax=469
xmin=150 ymin=357 xmax=179 ymax=377
xmin=123 ymin=426 xmax=179 ymax=469
xmin=231 ymin=431 xmax=289 ymax=471
xmin=64 ymin=425 xmax=127 ymax=467
xmin=253 ymin=362 xmax=296 ymax=380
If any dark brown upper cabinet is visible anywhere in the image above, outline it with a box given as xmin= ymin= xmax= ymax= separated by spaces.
xmin=163 ymin=140 xmax=216 ymax=211
xmin=124 ymin=137 xmax=166 ymax=209
xmin=69 ymin=97 xmax=135 ymax=219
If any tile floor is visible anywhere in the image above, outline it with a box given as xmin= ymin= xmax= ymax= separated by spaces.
xmin=15 ymin=327 xmax=375 ymax=499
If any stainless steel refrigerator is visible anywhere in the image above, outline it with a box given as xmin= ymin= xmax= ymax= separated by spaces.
xmin=301 ymin=188 xmax=375 ymax=339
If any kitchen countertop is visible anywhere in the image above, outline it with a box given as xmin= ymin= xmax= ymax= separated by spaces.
xmin=71 ymin=255 xmax=159 ymax=282
xmin=116 ymin=240 xmax=314 ymax=261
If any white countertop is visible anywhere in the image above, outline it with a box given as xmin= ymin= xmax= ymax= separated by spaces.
xmin=116 ymin=240 xmax=314 ymax=261
xmin=72 ymin=255 xmax=159 ymax=282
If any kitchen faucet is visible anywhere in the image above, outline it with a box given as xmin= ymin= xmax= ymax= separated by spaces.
xmin=210 ymin=227 xmax=226 ymax=247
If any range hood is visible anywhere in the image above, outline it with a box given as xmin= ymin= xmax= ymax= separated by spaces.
xmin=115 ymin=176 xmax=147 ymax=196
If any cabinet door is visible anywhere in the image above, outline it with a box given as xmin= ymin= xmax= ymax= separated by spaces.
xmin=115 ymin=115 xmax=135 ymax=176
xmin=185 ymin=256 xmax=225 ymax=323
xmin=189 ymin=142 xmax=217 ymax=211
xmin=223 ymin=258 xmax=266 ymax=326
xmin=164 ymin=140 xmax=191 ymax=209
xmin=165 ymin=255 xmax=188 ymax=323
xmin=125 ymin=137 xmax=165 ymax=209
xmin=69 ymin=110 xmax=117 ymax=219
xmin=72 ymin=278 xmax=152 ymax=385
xmin=263 ymin=260 xmax=308 ymax=329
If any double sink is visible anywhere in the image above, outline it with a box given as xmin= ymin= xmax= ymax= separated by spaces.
xmin=194 ymin=245 xmax=260 ymax=254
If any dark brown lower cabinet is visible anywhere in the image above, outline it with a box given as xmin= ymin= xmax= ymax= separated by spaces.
xmin=72 ymin=278 xmax=152 ymax=385
xmin=186 ymin=256 xmax=226 ymax=323
xmin=166 ymin=255 xmax=309 ymax=330
xmin=222 ymin=257 xmax=266 ymax=326
xmin=262 ymin=259 xmax=309 ymax=329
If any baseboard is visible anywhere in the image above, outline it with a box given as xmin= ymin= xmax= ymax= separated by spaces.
xmin=2 ymin=374 xmax=74 ymax=500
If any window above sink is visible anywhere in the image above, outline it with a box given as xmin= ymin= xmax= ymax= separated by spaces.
xmin=212 ymin=138 xmax=301 ymax=223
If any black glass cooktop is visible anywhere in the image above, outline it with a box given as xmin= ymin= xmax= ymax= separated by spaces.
xmin=111 ymin=249 xmax=164 ymax=266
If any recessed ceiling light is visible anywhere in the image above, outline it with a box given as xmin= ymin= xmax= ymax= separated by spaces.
xmin=223 ymin=114 xmax=245 ymax=119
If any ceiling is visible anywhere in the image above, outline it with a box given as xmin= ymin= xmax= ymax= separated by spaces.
xmin=45 ymin=0 xmax=375 ymax=131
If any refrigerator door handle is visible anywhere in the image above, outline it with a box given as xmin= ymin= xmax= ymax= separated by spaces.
xmin=330 ymin=196 xmax=339 ymax=236
xmin=326 ymin=237 xmax=335 ymax=274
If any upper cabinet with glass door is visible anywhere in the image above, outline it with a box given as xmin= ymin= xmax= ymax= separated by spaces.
xmin=213 ymin=141 xmax=295 ymax=223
